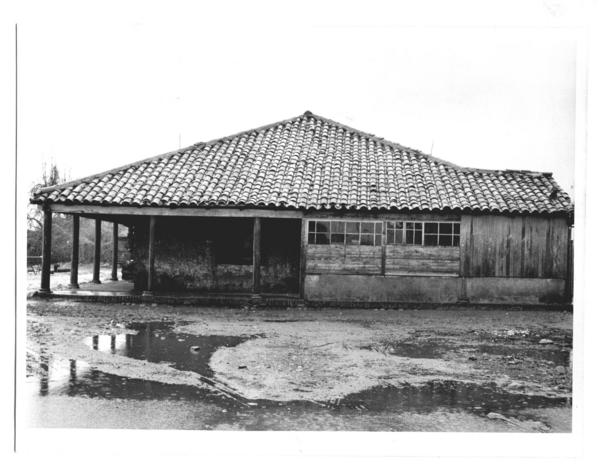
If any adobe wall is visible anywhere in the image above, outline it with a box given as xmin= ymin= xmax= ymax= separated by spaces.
xmin=128 ymin=217 xmax=299 ymax=293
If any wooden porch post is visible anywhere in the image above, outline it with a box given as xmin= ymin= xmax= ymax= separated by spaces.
xmin=39 ymin=207 xmax=52 ymax=293
xmin=111 ymin=222 xmax=119 ymax=281
xmin=69 ymin=214 xmax=80 ymax=289
xmin=143 ymin=216 xmax=156 ymax=296
xmin=252 ymin=217 xmax=261 ymax=294
xmin=92 ymin=218 xmax=102 ymax=284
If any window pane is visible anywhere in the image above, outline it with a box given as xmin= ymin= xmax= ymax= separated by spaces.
xmin=316 ymin=233 xmax=330 ymax=244
xmin=316 ymin=221 xmax=330 ymax=233
xmin=346 ymin=222 xmax=359 ymax=234
xmin=361 ymin=222 xmax=374 ymax=234
xmin=308 ymin=232 xmax=316 ymax=244
xmin=453 ymin=236 xmax=460 ymax=246
xmin=375 ymin=223 xmax=382 ymax=234
xmin=360 ymin=234 xmax=374 ymax=246
xmin=406 ymin=222 xmax=415 ymax=231
xmin=331 ymin=221 xmax=345 ymax=233
xmin=425 ymin=223 xmax=438 ymax=234
xmin=424 ymin=234 xmax=438 ymax=246
xmin=387 ymin=229 xmax=395 ymax=244
xmin=406 ymin=230 xmax=414 ymax=244
xmin=386 ymin=221 xmax=395 ymax=231
xmin=414 ymin=230 xmax=423 ymax=245
xmin=346 ymin=233 xmax=360 ymax=245
xmin=375 ymin=235 xmax=382 ymax=246
xmin=439 ymin=235 xmax=452 ymax=246
xmin=331 ymin=233 xmax=345 ymax=244
xmin=415 ymin=223 xmax=422 ymax=230
xmin=453 ymin=223 xmax=461 ymax=235
xmin=439 ymin=223 xmax=452 ymax=234
xmin=309 ymin=221 xmax=316 ymax=232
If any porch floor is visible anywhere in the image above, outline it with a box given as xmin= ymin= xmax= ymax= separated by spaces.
xmin=31 ymin=278 xmax=303 ymax=307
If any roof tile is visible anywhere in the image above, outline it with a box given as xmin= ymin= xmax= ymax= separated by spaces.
xmin=31 ymin=112 xmax=573 ymax=215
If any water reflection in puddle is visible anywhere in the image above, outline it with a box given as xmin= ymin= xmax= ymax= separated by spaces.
xmin=27 ymin=352 xmax=567 ymax=416
xmin=82 ymin=321 xmax=252 ymax=377
xmin=340 ymin=382 xmax=567 ymax=415
xmin=26 ymin=322 xmax=570 ymax=430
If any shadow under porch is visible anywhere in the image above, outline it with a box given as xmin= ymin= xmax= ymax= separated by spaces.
xmin=34 ymin=208 xmax=302 ymax=301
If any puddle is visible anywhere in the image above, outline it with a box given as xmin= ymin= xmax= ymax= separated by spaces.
xmin=476 ymin=344 xmax=571 ymax=366
xmin=339 ymin=381 xmax=567 ymax=416
xmin=27 ymin=356 xmax=207 ymax=401
xmin=25 ymin=322 xmax=571 ymax=430
xmin=83 ymin=321 xmax=253 ymax=377
xmin=362 ymin=341 xmax=571 ymax=366
xmin=26 ymin=355 xmax=566 ymax=414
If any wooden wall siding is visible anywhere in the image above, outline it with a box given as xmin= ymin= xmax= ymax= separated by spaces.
xmin=306 ymin=243 xmax=460 ymax=276
xmin=386 ymin=245 xmax=460 ymax=275
xmin=306 ymin=244 xmax=382 ymax=274
xmin=460 ymin=215 xmax=568 ymax=279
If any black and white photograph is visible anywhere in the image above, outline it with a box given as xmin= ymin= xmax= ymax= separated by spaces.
xmin=5 ymin=0 xmax=600 ymax=462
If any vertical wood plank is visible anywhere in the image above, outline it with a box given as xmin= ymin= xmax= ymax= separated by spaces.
xmin=39 ymin=207 xmax=52 ymax=293
xmin=566 ymin=225 xmax=573 ymax=300
xmin=505 ymin=216 xmax=512 ymax=277
xmin=69 ymin=214 xmax=80 ymax=289
xmin=381 ymin=221 xmax=387 ymax=275
xmin=459 ymin=215 xmax=471 ymax=277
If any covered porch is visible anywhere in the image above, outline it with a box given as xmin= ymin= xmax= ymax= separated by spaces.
xmin=35 ymin=205 xmax=305 ymax=302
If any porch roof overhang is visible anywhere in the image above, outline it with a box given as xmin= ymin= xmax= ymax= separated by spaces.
xmin=45 ymin=203 xmax=305 ymax=218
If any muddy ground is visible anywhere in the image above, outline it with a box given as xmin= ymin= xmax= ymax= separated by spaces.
xmin=25 ymin=300 xmax=572 ymax=431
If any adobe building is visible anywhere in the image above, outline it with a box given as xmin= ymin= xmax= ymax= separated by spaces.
xmin=31 ymin=111 xmax=574 ymax=306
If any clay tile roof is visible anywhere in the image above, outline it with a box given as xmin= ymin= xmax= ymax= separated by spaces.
xmin=31 ymin=111 xmax=573 ymax=215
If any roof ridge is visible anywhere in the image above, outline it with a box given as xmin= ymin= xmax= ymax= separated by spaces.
xmin=34 ymin=111 xmax=559 ymax=198
xmin=197 ymin=112 xmax=309 ymax=148
xmin=305 ymin=113 xmax=558 ymax=179
xmin=306 ymin=112 xmax=467 ymax=170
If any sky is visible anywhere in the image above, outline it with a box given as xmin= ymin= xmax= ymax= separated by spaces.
xmin=17 ymin=1 xmax=580 ymax=196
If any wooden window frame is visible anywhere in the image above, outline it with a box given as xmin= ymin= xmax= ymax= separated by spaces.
xmin=307 ymin=220 xmax=383 ymax=246
xmin=385 ymin=221 xmax=460 ymax=247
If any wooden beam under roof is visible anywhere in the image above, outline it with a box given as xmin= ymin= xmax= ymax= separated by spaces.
xmin=47 ymin=204 xmax=304 ymax=219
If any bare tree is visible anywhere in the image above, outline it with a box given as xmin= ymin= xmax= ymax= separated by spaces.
xmin=28 ymin=162 xmax=68 ymax=230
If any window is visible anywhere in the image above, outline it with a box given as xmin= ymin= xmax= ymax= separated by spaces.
xmin=424 ymin=222 xmax=460 ymax=246
xmin=308 ymin=220 xmax=383 ymax=246
xmin=406 ymin=222 xmax=423 ymax=245
xmin=387 ymin=221 xmax=403 ymax=245
xmin=386 ymin=221 xmax=460 ymax=247
xmin=309 ymin=220 xmax=460 ymax=246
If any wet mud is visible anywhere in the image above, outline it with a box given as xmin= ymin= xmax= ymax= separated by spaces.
xmin=26 ymin=302 xmax=573 ymax=431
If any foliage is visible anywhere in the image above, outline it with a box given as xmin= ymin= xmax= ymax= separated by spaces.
xmin=27 ymin=163 xmax=121 ymax=264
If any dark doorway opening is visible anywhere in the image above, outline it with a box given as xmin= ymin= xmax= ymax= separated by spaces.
xmin=259 ymin=219 xmax=301 ymax=294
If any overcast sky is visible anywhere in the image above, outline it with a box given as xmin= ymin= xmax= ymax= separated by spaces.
xmin=18 ymin=1 xmax=579 ymax=196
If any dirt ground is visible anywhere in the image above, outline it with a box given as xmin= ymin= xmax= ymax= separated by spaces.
xmin=25 ymin=299 xmax=573 ymax=432
xmin=26 ymin=264 xmax=114 ymax=293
